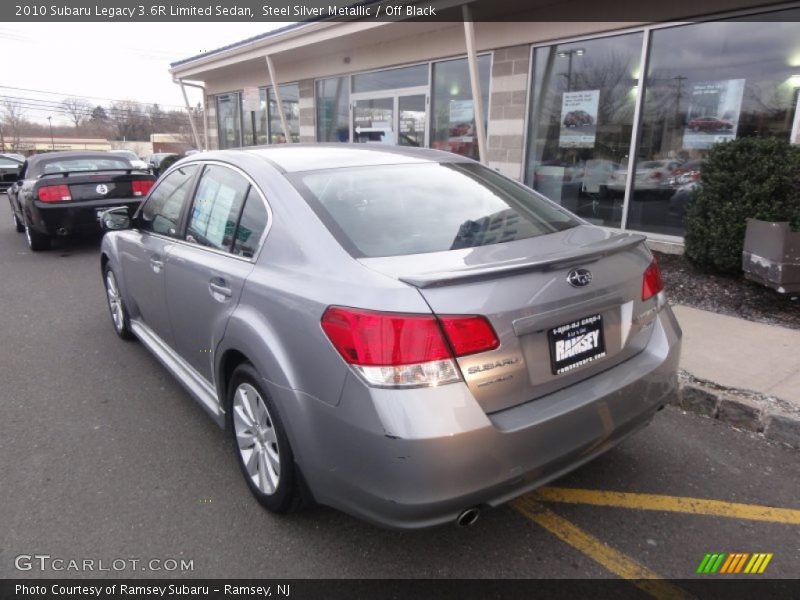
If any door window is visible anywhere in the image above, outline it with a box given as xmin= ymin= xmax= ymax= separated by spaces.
xmin=233 ymin=188 xmax=269 ymax=259
xmin=186 ymin=165 xmax=249 ymax=252
xmin=140 ymin=164 xmax=198 ymax=237
xmin=353 ymin=98 xmax=395 ymax=144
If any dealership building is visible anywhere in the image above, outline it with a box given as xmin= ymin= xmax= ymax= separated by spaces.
xmin=169 ymin=1 xmax=800 ymax=247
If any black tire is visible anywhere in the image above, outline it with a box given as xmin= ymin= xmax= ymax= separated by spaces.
xmin=228 ymin=363 xmax=301 ymax=514
xmin=24 ymin=221 xmax=50 ymax=251
xmin=13 ymin=212 xmax=24 ymax=233
xmin=102 ymin=264 xmax=135 ymax=340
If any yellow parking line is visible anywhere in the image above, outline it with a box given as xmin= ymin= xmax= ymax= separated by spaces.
xmin=533 ymin=487 xmax=800 ymax=525
xmin=512 ymin=496 xmax=693 ymax=600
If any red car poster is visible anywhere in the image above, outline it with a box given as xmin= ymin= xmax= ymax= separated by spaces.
xmin=559 ymin=90 xmax=600 ymax=149
xmin=683 ymin=79 xmax=745 ymax=149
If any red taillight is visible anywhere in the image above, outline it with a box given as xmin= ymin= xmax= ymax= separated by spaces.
xmin=642 ymin=258 xmax=664 ymax=301
xmin=321 ymin=307 xmax=499 ymax=387
xmin=650 ymin=171 xmax=663 ymax=179
xmin=38 ymin=184 xmax=71 ymax=202
xmin=439 ymin=315 xmax=500 ymax=357
xmin=321 ymin=307 xmax=451 ymax=366
xmin=131 ymin=179 xmax=154 ymax=197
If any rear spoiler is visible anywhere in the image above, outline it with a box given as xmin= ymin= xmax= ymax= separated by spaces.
xmin=38 ymin=168 xmax=153 ymax=180
xmin=399 ymin=233 xmax=647 ymax=289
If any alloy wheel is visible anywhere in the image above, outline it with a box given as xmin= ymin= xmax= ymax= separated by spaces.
xmin=105 ymin=270 xmax=124 ymax=332
xmin=233 ymin=383 xmax=281 ymax=495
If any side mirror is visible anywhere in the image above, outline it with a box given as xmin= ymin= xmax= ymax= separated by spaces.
xmin=100 ymin=207 xmax=131 ymax=231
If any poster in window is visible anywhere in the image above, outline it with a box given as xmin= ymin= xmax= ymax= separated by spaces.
xmin=242 ymin=87 xmax=261 ymax=113
xmin=559 ymin=90 xmax=600 ymax=148
xmin=683 ymin=79 xmax=745 ymax=149
xmin=204 ymin=186 xmax=237 ymax=249
xmin=449 ymin=99 xmax=473 ymax=124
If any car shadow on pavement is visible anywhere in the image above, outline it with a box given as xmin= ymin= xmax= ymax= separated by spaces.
xmin=49 ymin=232 xmax=105 ymax=256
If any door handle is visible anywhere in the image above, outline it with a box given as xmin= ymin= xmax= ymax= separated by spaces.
xmin=209 ymin=279 xmax=232 ymax=300
xmin=150 ymin=256 xmax=164 ymax=273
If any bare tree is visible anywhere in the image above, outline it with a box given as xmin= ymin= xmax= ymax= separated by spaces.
xmin=61 ymin=97 xmax=93 ymax=129
xmin=108 ymin=100 xmax=148 ymax=141
xmin=1 ymin=99 xmax=27 ymax=151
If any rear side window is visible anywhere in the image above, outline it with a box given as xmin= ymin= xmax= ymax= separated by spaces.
xmin=233 ymin=188 xmax=269 ymax=259
xmin=140 ymin=165 xmax=198 ymax=237
xmin=186 ymin=165 xmax=249 ymax=252
xmin=292 ymin=162 xmax=578 ymax=258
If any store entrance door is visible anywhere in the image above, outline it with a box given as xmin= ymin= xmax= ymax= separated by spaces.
xmin=351 ymin=88 xmax=428 ymax=147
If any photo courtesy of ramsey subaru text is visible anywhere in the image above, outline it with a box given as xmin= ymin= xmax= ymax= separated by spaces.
xmin=99 ymin=145 xmax=681 ymax=529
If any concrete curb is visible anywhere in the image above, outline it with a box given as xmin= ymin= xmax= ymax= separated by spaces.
xmin=669 ymin=370 xmax=800 ymax=449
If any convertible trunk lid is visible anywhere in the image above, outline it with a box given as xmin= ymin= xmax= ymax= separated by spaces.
xmin=359 ymin=225 xmax=662 ymax=414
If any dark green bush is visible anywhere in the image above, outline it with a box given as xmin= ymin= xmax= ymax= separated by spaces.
xmin=156 ymin=153 xmax=182 ymax=175
xmin=684 ymin=137 xmax=800 ymax=274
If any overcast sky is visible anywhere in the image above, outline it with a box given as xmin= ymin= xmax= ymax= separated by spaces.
xmin=0 ymin=23 xmax=286 ymax=124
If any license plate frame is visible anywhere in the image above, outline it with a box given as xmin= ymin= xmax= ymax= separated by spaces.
xmin=548 ymin=314 xmax=606 ymax=375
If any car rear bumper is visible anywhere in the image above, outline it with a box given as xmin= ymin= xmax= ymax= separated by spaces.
xmin=28 ymin=198 xmax=141 ymax=235
xmin=281 ymin=304 xmax=681 ymax=529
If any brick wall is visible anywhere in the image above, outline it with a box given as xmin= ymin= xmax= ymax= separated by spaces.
xmin=486 ymin=45 xmax=530 ymax=180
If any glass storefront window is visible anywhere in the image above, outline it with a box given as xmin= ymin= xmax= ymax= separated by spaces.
xmin=241 ymin=88 xmax=267 ymax=146
xmin=629 ymin=10 xmax=800 ymax=236
xmin=352 ymin=64 xmax=428 ymax=93
xmin=216 ymin=93 xmax=241 ymax=149
xmin=268 ymin=83 xmax=300 ymax=143
xmin=431 ymin=56 xmax=491 ymax=160
xmin=524 ymin=33 xmax=643 ymax=228
xmin=316 ymin=76 xmax=350 ymax=142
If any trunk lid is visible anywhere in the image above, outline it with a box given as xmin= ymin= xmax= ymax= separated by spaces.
xmin=359 ymin=225 xmax=661 ymax=414
xmin=35 ymin=172 xmax=154 ymax=202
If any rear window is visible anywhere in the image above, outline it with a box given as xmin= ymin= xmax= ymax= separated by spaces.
xmin=291 ymin=162 xmax=578 ymax=258
xmin=111 ymin=151 xmax=138 ymax=161
xmin=40 ymin=158 xmax=130 ymax=175
xmin=0 ymin=157 xmax=21 ymax=168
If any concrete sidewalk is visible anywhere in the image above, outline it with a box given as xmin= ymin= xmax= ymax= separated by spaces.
xmin=670 ymin=304 xmax=800 ymax=447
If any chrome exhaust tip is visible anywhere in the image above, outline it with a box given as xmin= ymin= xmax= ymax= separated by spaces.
xmin=456 ymin=507 xmax=481 ymax=528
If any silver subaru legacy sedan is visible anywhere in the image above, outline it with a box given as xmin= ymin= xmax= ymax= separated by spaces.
xmin=99 ymin=145 xmax=681 ymax=529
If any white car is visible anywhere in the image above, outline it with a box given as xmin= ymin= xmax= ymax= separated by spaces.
xmin=108 ymin=149 xmax=149 ymax=171
xmin=608 ymin=160 xmax=682 ymax=194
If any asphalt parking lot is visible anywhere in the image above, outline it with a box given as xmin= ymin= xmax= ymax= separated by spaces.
xmin=1 ymin=199 xmax=799 ymax=588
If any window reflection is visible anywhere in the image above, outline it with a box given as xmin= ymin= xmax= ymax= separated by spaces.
xmin=630 ymin=11 xmax=800 ymax=236
xmin=431 ymin=56 xmax=491 ymax=160
xmin=524 ymin=33 xmax=643 ymax=228
xmin=216 ymin=93 xmax=242 ymax=149
xmin=316 ymin=76 xmax=350 ymax=142
xmin=268 ymin=84 xmax=300 ymax=143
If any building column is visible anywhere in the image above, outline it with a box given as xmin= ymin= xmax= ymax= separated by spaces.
xmin=298 ymin=79 xmax=315 ymax=143
xmin=486 ymin=45 xmax=530 ymax=180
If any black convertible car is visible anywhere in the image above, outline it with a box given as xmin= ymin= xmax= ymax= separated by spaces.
xmin=8 ymin=151 xmax=155 ymax=251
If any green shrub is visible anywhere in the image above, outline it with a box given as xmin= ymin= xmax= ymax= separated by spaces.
xmin=684 ymin=137 xmax=800 ymax=274
xmin=156 ymin=154 xmax=182 ymax=175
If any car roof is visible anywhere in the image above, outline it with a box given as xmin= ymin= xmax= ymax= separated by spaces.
xmin=207 ymin=144 xmax=474 ymax=174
